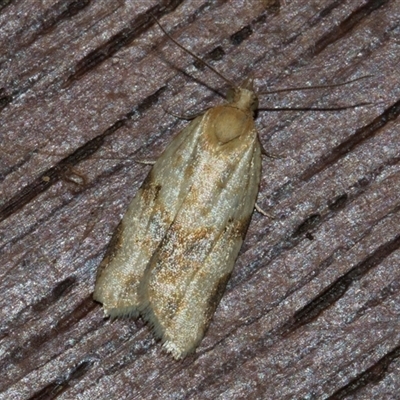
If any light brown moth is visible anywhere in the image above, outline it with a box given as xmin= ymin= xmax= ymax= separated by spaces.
xmin=93 ymin=69 xmax=261 ymax=358
xmin=93 ymin=15 xmax=368 ymax=359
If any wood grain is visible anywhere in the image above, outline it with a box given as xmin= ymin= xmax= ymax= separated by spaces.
xmin=1 ymin=0 xmax=399 ymax=399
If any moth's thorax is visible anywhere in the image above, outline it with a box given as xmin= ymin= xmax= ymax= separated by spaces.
xmin=207 ymin=105 xmax=255 ymax=145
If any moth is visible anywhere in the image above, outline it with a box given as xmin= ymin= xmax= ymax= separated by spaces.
xmin=93 ymin=66 xmax=262 ymax=358
xmin=93 ymin=15 xmax=368 ymax=359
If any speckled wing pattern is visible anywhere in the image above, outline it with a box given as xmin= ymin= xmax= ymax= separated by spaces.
xmin=94 ymin=81 xmax=262 ymax=359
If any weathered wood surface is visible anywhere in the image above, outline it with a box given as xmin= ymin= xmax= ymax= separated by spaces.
xmin=1 ymin=0 xmax=399 ymax=399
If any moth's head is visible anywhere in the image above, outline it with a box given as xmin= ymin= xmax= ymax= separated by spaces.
xmin=226 ymin=76 xmax=259 ymax=112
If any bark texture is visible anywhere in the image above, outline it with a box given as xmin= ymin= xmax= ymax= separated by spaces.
xmin=1 ymin=0 xmax=399 ymax=399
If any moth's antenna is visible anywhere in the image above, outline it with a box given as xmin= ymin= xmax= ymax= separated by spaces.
xmin=259 ymin=75 xmax=372 ymax=111
xmin=152 ymin=15 xmax=235 ymax=88
xmin=260 ymin=75 xmax=373 ymax=95
xmin=258 ymin=102 xmax=371 ymax=112
xmin=152 ymin=15 xmax=371 ymax=110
